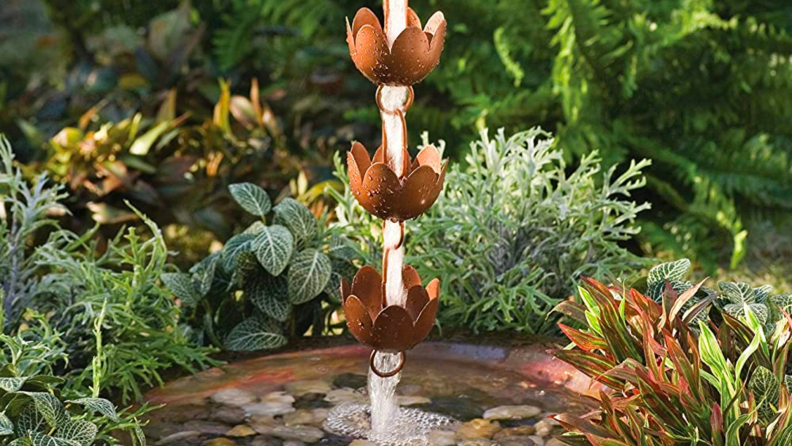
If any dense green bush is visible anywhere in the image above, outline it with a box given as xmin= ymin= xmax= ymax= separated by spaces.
xmin=162 ymin=182 xmax=357 ymax=351
xmin=333 ymin=128 xmax=650 ymax=334
xmin=205 ymin=0 xmax=792 ymax=270
xmin=0 ymin=135 xmax=213 ymax=404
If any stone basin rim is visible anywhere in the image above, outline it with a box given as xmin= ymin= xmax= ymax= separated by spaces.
xmin=144 ymin=340 xmax=597 ymax=407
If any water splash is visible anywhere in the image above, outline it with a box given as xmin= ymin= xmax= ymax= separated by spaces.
xmin=325 ymin=352 xmax=453 ymax=445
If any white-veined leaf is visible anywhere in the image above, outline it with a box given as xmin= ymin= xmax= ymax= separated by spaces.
xmin=287 ymin=249 xmax=331 ymax=304
xmin=246 ymin=274 xmax=291 ymax=322
xmin=29 ymin=431 xmax=81 ymax=446
xmin=0 ymin=377 xmax=26 ymax=393
xmin=225 ymin=316 xmax=287 ymax=351
xmin=719 ymin=282 xmax=756 ymax=305
xmin=252 ymin=225 xmax=293 ymax=276
xmin=647 ymin=259 xmax=690 ymax=286
xmin=229 ymin=183 xmax=271 ymax=216
xmin=67 ymin=398 xmax=118 ymax=422
xmin=20 ymin=393 xmax=68 ymax=428
xmin=221 ymin=233 xmax=255 ymax=272
xmin=17 ymin=403 xmax=46 ymax=435
xmin=160 ymin=273 xmax=199 ymax=307
xmin=273 ymin=198 xmax=317 ymax=248
xmin=55 ymin=420 xmax=97 ymax=446
xmin=0 ymin=412 xmax=13 ymax=436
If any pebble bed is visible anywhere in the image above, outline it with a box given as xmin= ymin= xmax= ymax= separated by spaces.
xmin=145 ymin=371 xmax=576 ymax=446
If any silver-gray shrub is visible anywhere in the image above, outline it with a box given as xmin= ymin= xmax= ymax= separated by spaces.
xmin=332 ymin=127 xmax=651 ymax=334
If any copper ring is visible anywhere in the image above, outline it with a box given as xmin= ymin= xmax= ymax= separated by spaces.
xmin=375 ymin=85 xmax=415 ymax=113
xmin=369 ymin=350 xmax=406 ymax=378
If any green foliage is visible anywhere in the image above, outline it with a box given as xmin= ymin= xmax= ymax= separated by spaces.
xmin=0 ymin=136 xmax=68 ymax=322
xmin=646 ymin=258 xmax=792 ymax=334
xmin=207 ymin=0 xmax=792 ymax=270
xmin=162 ymin=182 xmax=356 ymax=352
xmin=552 ymin=274 xmax=792 ymax=446
xmin=4 ymin=2 xmax=352 ymax=264
xmin=0 ymin=135 xmax=213 ymax=404
xmin=31 ymin=212 xmax=217 ymax=403
xmin=0 ymin=314 xmax=146 ymax=446
xmin=332 ymin=128 xmax=650 ymax=335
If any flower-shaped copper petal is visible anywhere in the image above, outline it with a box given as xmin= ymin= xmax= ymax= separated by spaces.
xmin=346 ymin=8 xmax=446 ymax=85
xmin=347 ymin=142 xmax=446 ymax=221
xmin=341 ymin=266 xmax=440 ymax=352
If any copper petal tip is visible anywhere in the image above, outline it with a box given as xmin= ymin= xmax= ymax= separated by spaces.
xmin=341 ymin=265 xmax=441 ymax=352
xmin=347 ymin=142 xmax=446 ymax=221
xmin=412 ymin=144 xmax=442 ymax=173
xmin=346 ymin=7 xmax=447 ymax=86
xmin=340 ymin=278 xmax=351 ymax=302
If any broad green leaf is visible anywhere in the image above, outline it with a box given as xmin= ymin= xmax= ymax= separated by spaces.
xmin=221 ymin=233 xmax=255 ymax=272
xmin=327 ymin=236 xmax=357 ymax=261
xmin=273 ymin=198 xmax=317 ymax=248
xmin=229 ymin=183 xmax=271 ymax=216
xmin=225 ymin=316 xmax=287 ymax=351
xmin=750 ymin=366 xmax=779 ymax=423
xmin=67 ymin=398 xmax=118 ymax=422
xmin=719 ymin=282 xmax=756 ymax=305
xmin=287 ymin=249 xmax=331 ymax=304
xmin=17 ymin=403 xmax=46 ymax=435
xmin=55 ymin=420 xmax=97 ymax=446
xmin=160 ymin=273 xmax=200 ymax=307
xmin=647 ymin=259 xmax=690 ymax=286
xmin=754 ymin=285 xmax=774 ymax=302
xmin=246 ymin=274 xmax=291 ymax=322
xmin=0 ymin=412 xmax=13 ymax=435
xmin=21 ymin=393 xmax=68 ymax=428
xmin=253 ymin=225 xmax=294 ymax=276
xmin=0 ymin=377 xmax=26 ymax=392
xmin=189 ymin=253 xmax=218 ymax=297
xmin=724 ymin=302 xmax=769 ymax=325
xmin=29 ymin=431 xmax=81 ymax=446
xmin=243 ymin=221 xmax=267 ymax=235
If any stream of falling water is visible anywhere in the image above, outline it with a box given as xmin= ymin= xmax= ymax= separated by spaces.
xmin=368 ymin=352 xmax=402 ymax=437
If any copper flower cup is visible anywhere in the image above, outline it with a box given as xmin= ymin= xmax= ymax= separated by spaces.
xmin=348 ymin=142 xmax=446 ymax=221
xmin=341 ymin=265 xmax=439 ymax=356
xmin=346 ymin=7 xmax=446 ymax=85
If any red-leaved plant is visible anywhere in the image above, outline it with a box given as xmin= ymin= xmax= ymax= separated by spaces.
xmin=550 ymin=276 xmax=792 ymax=446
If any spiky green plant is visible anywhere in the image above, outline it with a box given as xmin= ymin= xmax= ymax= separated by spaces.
xmin=0 ymin=135 xmax=213 ymax=404
xmin=0 ymin=307 xmax=147 ymax=446
xmin=551 ymin=274 xmax=792 ymax=446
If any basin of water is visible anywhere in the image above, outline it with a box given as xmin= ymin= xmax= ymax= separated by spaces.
xmin=144 ymin=341 xmax=595 ymax=446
